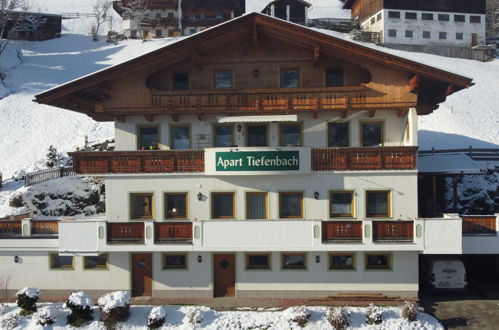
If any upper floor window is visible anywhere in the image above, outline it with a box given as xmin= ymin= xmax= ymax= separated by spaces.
xmin=438 ymin=14 xmax=449 ymax=22
xmin=366 ymin=190 xmax=390 ymax=218
xmin=189 ymin=13 xmax=196 ymax=19
xmin=328 ymin=122 xmax=349 ymax=147
xmin=215 ymin=12 xmax=223 ymax=19
xmin=212 ymin=192 xmax=235 ymax=218
xmin=279 ymin=123 xmax=302 ymax=146
xmin=456 ymin=33 xmax=464 ymax=40
xmin=199 ymin=13 xmax=205 ymax=19
xmin=422 ymin=13 xmax=433 ymax=20
xmin=171 ymin=125 xmax=190 ymax=149
xmin=330 ymin=191 xmax=354 ymax=218
xmin=280 ymin=69 xmax=300 ymax=88
xmin=439 ymin=32 xmax=447 ymax=40
xmin=281 ymin=253 xmax=306 ymax=270
xmin=214 ymin=124 xmax=234 ymax=147
xmin=84 ymin=254 xmax=108 ymax=270
xmin=405 ymin=12 xmax=416 ymax=20
xmin=454 ymin=15 xmax=465 ymax=22
xmin=131 ymin=193 xmax=154 ymax=219
xmin=470 ymin=16 xmax=481 ymax=23
xmin=167 ymin=12 xmax=174 ymax=17
xmin=371 ymin=17 xmax=375 ymax=24
xmin=325 ymin=69 xmax=343 ymax=87
xmin=172 ymin=72 xmax=189 ymax=90
xmin=155 ymin=30 xmax=162 ymax=37
xmin=361 ymin=121 xmax=383 ymax=147
xmin=405 ymin=30 xmax=413 ymax=38
xmin=246 ymin=192 xmax=268 ymax=219
xmin=423 ymin=31 xmax=431 ymax=39
xmin=164 ymin=193 xmax=188 ymax=219
xmin=50 ymin=254 xmax=74 ymax=270
xmin=246 ymin=124 xmax=267 ymax=147
xmin=155 ymin=12 xmax=161 ymax=19
xmin=388 ymin=29 xmax=396 ymax=37
xmin=388 ymin=11 xmax=400 ymax=19
xmin=214 ymin=71 xmax=232 ymax=90
xmin=279 ymin=192 xmax=303 ymax=218
xmin=138 ymin=126 xmax=159 ymax=150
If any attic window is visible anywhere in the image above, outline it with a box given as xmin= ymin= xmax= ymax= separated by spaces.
xmin=326 ymin=69 xmax=343 ymax=87
xmin=172 ymin=73 xmax=189 ymax=90
xmin=280 ymin=69 xmax=300 ymax=88
xmin=388 ymin=11 xmax=400 ymax=19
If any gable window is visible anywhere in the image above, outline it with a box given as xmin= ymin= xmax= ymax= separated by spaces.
xmin=439 ymin=32 xmax=447 ymax=40
xmin=328 ymin=122 xmax=349 ymax=147
xmin=281 ymin=253 xmax=306 ymax=270
xmin=246 ymin=192 xmax=268 ymax=219
xmin=388 ymin=11 xmax=400 ymax=19
xmin=212 ymin=192 xmax=235 ymax=218
xmin=329 ymin=253 xmax=355 ymax=270
xmin=454 ymin=15 xmax=465 ymax=22
xmin=172 ymin=72 xmax=189 ymax=90
xmin=361 ymin=121 xmax=383 ymax=147
xmin=163 ymin=254 xmax=187 ymax=269
xmin=246 ymin=253 xmax=270 ymax=270
xmin=131 ymin=193 xmax=154 ymax=219
xmin=155 ymin=13 xmax=161 ymax=18
xmin=365 ymin=254 xmax=391 ymax=270
xmin=438 ymin=14 xmax=449 ymax=22
xmin=405 ymin=30 xmax=413 ymax=38
xmin=138 ymin=126 xmax=159 ymax=150
xmin=456 ymin=33 xmax=464 ymax=40
xmin=214 ymin=124 xmax=234 ymax=147
xmin=388 ymin=29 xmax=396 ymax=37
xmin=470 ymin=16 xmax=481 ymax=23
xmin=330 ymin=191 xmax=354 ymax=218
xmin=371 ymin=17 xmax=375 ymax=24
xmin=405 ymin=12 xmax=416 ymax=19
xmin=50 ymin=254 xmax=73 ymax=269
xmin=280 ymin=69 xmax=300 ymax=88
xmin=155 ymin=30 xmax=162 ymax=37
xmin=214 ymin=71 xmax=232 ymax=90
xmin=423 ymin=31 xmax=431 ymax=39
xmin=189 ymin=13 xmax=196 ymax=19
xmin=326 ymin=69 xmax=343 ymax=87
xmin=366 ymin=191 xmax=390 ymax=218
xmin=422 ymin=13 xmax=433 ymax=20
xmin=376 ymin=13 xmax=382 ymax=21
xmin=167 ymin=12 xmax=174 ymax=17
xmin=171 ymin=125 xmax=190 ymax=149
xmin=189 ymin=28 xmax=196 ymax=35
xmin=279 ymin=123 xmax=302 ymax=146
xmin=279 ymin=192 xmax=303 ymax=218
xmin=164 ymin=193 xmax=187 ymax=219
xmin=84 ymin=254 xmax=108 ymax=269
xmin=246 ymin=124 xmax=267 ymax=146
xmin=215 ymin=12 xmax=223 ymax=19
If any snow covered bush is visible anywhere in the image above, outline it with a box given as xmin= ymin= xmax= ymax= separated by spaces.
xmin=366 ymin=303 xmax=383 ymax=325
xmin=16 ymin=287 xmax=39 ymax=314
xmin=183 ymin=306 xmax=203 ymax=325
xmin=97 ymin=291 xmax=131 ymax=322
xmin=45 ymin=145 xmax=60 ymax=168
xmin=326 ymin=306 xmax=350 ymax=330
xmin=13 ymin=169 xmax=26 ymax=181
xmin=34 ymin=306 xmax=57 ymax=326
xmin=284 ymin=306 xmax=310 ymax=327
xmin=65 ymin=291 xmax=94 ymax=326
xmin=147 ymin=306 xmax=166 ymax=329
xmin=0 ymin=311 xmax=20 ymax=330
xmin=401 ymin=300 xmax=420 ymax=322
xmin=9 ymin=194 xmax=24 ymax=207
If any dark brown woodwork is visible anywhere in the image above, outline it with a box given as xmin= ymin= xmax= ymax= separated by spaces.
xmin=409 ymin=74 xmax=420 ymax=93
xmin=313 ymin=44 xmax=320 ymax=66
xmin=190 ymin=47 xmax=202 ymax=70
xmin=0 ymin=221 xmax=22 ymax=237
xmin=197 ymin=113 xmax=204 ymax=121
xmin=322 ymin=221 xmax=362 ymax=242
xmin=145 ymin=114 xmax=154 ymax=122
xmin=95 ymin=102 xmax=104 ymax=113
xmin=252 ymin=21 xmax=259 ymax=48
xmin=341 ymin=110 xmax=348 ymax=118
xmin=31 ymin=221 xmax=58 ymax=236
xmin=368 ymin=110 xmax=376 ymax=118
xmin=372 ymin=221 xmax=414 ymax=242
xmin=446 ymin=84 xmax=456 ymax=96
xmin=171 ymin=114 xmax=179 ymax=122
xmin=107 ymin=222 xmax=145 ymax=243
xmin=154 ymin=222 xmax=193 ymax=243
xmin=115 ymin=115 xmax=126 ymax=123
xmin=214 ymin=254 xmax=236 ymax=297
xmin=132 ymin=253 xmax=152 ymax=297
xmin=462 ymin=216 xmax=496 ymax=235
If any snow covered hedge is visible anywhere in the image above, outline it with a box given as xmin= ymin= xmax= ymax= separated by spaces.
xmin=65 ymin=291 xmax=94 ymax=326
xmin=98 ymin=291 xmax=131 ymax=322
xmin=34 ymin=306 xmax=57 ymax=326
xmin=16 ymin=287 xmax=39 ymax=314
xmin=147 ymin=306 xmax=166 ymax=329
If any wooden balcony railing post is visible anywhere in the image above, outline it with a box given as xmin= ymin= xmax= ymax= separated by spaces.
xmin=373 ymin=221 xmax=414 ymax=242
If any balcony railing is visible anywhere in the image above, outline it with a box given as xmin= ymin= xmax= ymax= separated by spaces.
xmin=31 ymin=220 xmax=58 ymax=236
xmin=373 ymin=221 xmax=414 ymax=242
xmin=0 ymin=221 xmax=22 ymax=238
xmin=322 ymin=221 xmax=362 ymax=243
xmin=155 ymin=222 xmax=192 ymax=243
xmin=107 ymin=222 xmax=144 ymax=244
xmin=70 ymin=150 xmax=204 ymax=174
xmin=462 ymin=215 xmax=497 ymax=235
xmin=312 ymin=147 xmax=417 ymax=171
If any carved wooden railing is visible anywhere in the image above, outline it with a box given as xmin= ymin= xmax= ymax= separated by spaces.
xmin=31 ymin=220 xmax=59 ymax=236
xmin=373 ymin=221 xmax=414 ymax=242
xmin=312 ymin=146 xmax=417 ymax=171
xmin=107 ymin=222 xmax=144 ymax=243
xmin=322 ymin=221 xmax=362 ymax=242
xmin=462 ymin=215 xmax=497 ymax=235
xmin=0 ymin=221 xmax=22 ymax=238
xmin=69 ymin=150 xmax=204 ymax=174
xmin=155 ymin=222 xmax=193 ymax=243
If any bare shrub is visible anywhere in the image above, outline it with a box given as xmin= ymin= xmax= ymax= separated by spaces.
xmin=400 ymin=300 xmax=420 ymax=322
xmin=0 ymin=273 xmax=11 ymax=304
xmin=285 ymin=306 xmax=310 ymax=327
xmin=366 ymin=303 xmax=383 ymax=325
xmin=326 ymin=307 xmax=350 ymax=330
xmin=9 ymin=195 xmax=24 ymax=207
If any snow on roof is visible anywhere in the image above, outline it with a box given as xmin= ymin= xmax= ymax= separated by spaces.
xmin=245 ymin=0 xmax=350 ymax=19
xmin=418 ymin=153 xmax=483 ymax=174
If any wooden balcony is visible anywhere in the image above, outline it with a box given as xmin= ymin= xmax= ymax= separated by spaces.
xmin=155 ymin=222 xmax=193 ymax=244
xmin=31 ymin=220 xmax=58 ymax=236
xmin=462 ymin=215 xmax=497 ymax=236
xmin=312 ymin=146 xmax=417 ymax=171
xmin=322 ymin=221 xmax=362 ymax=243
xmin=69 ymin=150 xmax=204 ymax=174
xmin=373 ymin=221 xmax=414 ymax=242
xmin=107 ymin=222 xmax=144 ymax=244
xmin=0 ymin=221 xmax=22 ymax=238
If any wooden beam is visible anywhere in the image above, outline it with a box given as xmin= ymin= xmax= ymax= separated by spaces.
xmin=190 ymin=47 xmax=202 ymax=70
xmin=145 ymin=114 xmax=154 ymax=122
xmin=171 ymin=114 xmax=179 ymax=122
xmin=313 ymin=44 xmax=320 ymax=67
xmin=115 ymin=115 xmax=126 ymax=123
xmin=368 ymin=110 xmax=376 ymax=118
xmin=94 ymin=101 xmax=104 ymax=113
xmin=409 ymin=74 xmax=420 ymax=93
xmin=446 ymin=84 xmax=456 ymax=96
xmin=98 ymin=81 xmax=112 ymax=100
xmin=341 ymin=110 xmax=348 ymax=118
xmin=397 ymin=109 xmax=408 ymax=117
xmin=252 ymin=21 xmax=259 ymax=48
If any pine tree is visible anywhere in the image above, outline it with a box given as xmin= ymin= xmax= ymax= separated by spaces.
xmin=45 ymin=145 xmax=59 ymax=167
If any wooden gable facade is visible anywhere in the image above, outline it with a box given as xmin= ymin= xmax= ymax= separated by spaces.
xmin=35 ymin=13 xmax=472 ymax=121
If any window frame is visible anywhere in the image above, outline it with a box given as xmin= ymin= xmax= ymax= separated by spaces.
xmin=245 ymin=123 xmax=268 ymax=147
xmin=164 ymin=192 xmax=188 ymax=219
xmin=405 ymin=12 xmax=417 ymax=20
xmin=329 ymin=253 xmax=356 ymax=271
xmin=421 ymin=13 xmax=433 ymax=20
xmin=365 ymin=253 xmax=392 ymax=270
xmin=213 ymin=124 xmax=235 ymax=147
xmin=365 ymin=190 xmax=391 ymax=218
xmin=172 ymin=72 xmax=189 ymax=90
xmin=360 ymin=121 xmax=384 ymax=147
xmin=170 ymin=124 xmax=191 ymax=150
xmin=245 ymin=191 xmax=268 ymax=220
xmin=456 ymin=32 xmax=464 ymax=40
xmin=279 ymin=68 xmax=300 ymax=88
xmin=162 ymin=253 xmax=188 ymax=270
xmin=422 ymin=31 xmax=431 ymax=39
xmin=470 ymin=15 xmax=481 ymax=23
xmin=84 ymin=253 xmax=109 ymax=270
xmin=376 ymin=13 xmax=382 ymax=21
xmin=211 ymin=192 xmax=236 ymax=219
xmin=388 ymin=29 xmax=397 ymax=37
xmin=388 ymin=11 xmax=400 ymax=19
xmin=405 ymin=30 xmax=413 ymax=38
xmin=327 ymin=121 xmax=350 ymax=147
xmin=137 ymin=125 xmax=160 ymax=150
xmin=245 ymin=253 xmax=271 ymax=270
xmin=438 ymin=14 xmax=449 ymax=22
xmin=281 ymin=253 xmax=307 ymax=270
xmin=439 ymin=32 xmax=447 ymax=40
xmin=130 ymin=192 xmax=154 ymax=220
xmin=454 ymin=14 xmax=465 ymax=22
xmin=278 ymin=191 xmax=304 ymax=219
xmin=278 ymin=122 xmax=303 ymax=147
xmin=214 ymin=70 xmax=233 ymax=90
xmin=329 ymin=191 xmax=355 ymax=218
xmin=49 ymin=253 xmax=74 ymax=270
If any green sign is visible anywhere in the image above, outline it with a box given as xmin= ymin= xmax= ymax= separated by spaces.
xmin=216 ymin=151 xmax=299 ymax=171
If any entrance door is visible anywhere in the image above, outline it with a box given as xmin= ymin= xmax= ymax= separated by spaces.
xmin=471 ymin=33 xmax=477 ymax=47
xmin=214 ymin=254 xmax=235 ymax=297
xmin=132 ymin=253 xmax=152 ymax=296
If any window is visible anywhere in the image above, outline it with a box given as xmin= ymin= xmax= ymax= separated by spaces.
xmin=330 ymin=191 xmax=354 ymax=218
xmin=199 ymin=13 xmax=205 ymax=19
xmin=164 ymin=193 xmax=187 ymax=219
xmin=163 ymin=254 xmax=187 ymax=269
xmin=215 ymin=12 xmax=223 ymax=19
xmin=328 ymin=122 xmax=349 ymax=147
xmin=281 ymin=253 xmax=306 ymax=270
xmin=470 ymin=16 xmax=481 ymax=23
xmin=456 ymin=33 xmax=464 ymax=40
xmin=405 ymin=12 xmax=416 ymax=19
xmin=439 ymin=32 xmax=447 ymax=40
xmin=131 ymin=193 xmax=154 ymax=219
xmin=423 ymin=31 xmax=431 ymax=39
xmin=246 ymin=192 xmax=267 ymax=219
xmin=155 ymin=13 xmax=161 ymax=18
xmin=214 ymin=71 xmax=232 ymax=90
xmin=361 ymin=121 xmax=383 ymax=147
xmin=171 ymin=125 xmax=190 ymax=149
xmin=189 ymin=13 xmax=196 ymax=19
xmin=280 ymin=69 xmax=300 ymax=88
xmin=279 ymin=192 xmax=303 ymax=218
xmin=189 ymin=28 xmax=196 ymax=35
xmin=131 ymin=30 xmax=137 ymax=38
xmin=279 ymin=123 xmax=302 ymax=146
xmin=138 ymin=126 xmax=159 ymax=150
xmin=388 ymin=11 xmax=400 ymax=19
xmin=214 ymin=124 xmax=234 ymax=147
xmin=246 ymin=124 xmax=267 ymax=146
xmin=325 ymin=69 xmax=343 ymax=87
xmin=167 ymin=12 xmax=174 ymax=17
xmin=84 ymin=254 xmax=108 ymax=269
xmin=405 ymin=30 xmax=413 ymax=38
xmin=246 ymin=254 xmax=270 ymax=270
xmin=454 ymin=15 xmax=465 ymax=22
xmin=212 ymin=192 xmax=235 ymax=218
xmin=366 ymin=191 xmax=390 ymax=218
xmin=388 ymin=29 xmax=396 ymax=37
xmin=421 ymin=13 xmax=433 ymax=20
xmin=365 ymin=254 xmax=391 ymax=270
xmin=376 ymin=13 xmax=382 ymax=21
xmin=155 ymin=30 xmax=162 ymax=37
xmin=50 ymin=254 xmax=73 ymax=269
xmin=329 ymin=253 xmax=355 ymax=270
xmin=438 ymin=14 xmax=449 ymax=21
xmin=371 ymin=17 xmax=375 ymax=24
xmin=172 ymin=72 xmax=189 ymax=90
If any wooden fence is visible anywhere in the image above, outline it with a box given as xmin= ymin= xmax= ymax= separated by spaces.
xmin=25 ymin=166 xmax=76 ymax=186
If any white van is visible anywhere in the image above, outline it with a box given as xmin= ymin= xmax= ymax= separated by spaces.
xmin=422 ymin=258 xmax=467 ymax=291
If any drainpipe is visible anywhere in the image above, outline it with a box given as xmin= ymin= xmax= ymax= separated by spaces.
xmin=286 ymin=5 xmax=290 ymax=21
xmin=178 ymin=0 xmax=182 ymax=34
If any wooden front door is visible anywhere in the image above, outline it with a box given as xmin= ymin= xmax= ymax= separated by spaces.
xmin=214 ymin=254 xmax=235 ymax=297
xmin=132 ymin=253 xmax=152 ymax=297
xmin=472 ymin=33 xmax=477 ymax=46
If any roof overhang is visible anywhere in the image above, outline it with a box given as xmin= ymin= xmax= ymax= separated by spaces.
xmin=218 ymin=115 xmax=297 ymax=123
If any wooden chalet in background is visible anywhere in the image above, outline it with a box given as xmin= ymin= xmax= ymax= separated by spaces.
xmin=3 ymin=11 xmax=62 ymax=41
xmin=261 ymin=0 xmax=311 ymax=25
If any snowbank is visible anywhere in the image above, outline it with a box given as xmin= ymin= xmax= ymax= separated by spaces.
xmin=97 ymin=291 xmax=131 ymax=313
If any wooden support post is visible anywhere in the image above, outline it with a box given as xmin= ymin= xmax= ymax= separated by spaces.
xmin=190 ymin=47 xmax=202 ymax=70
xmin=409 ymin=74 xmax=420 ymax=93
xmin=313 ymin=44 xmax=320 ymax=67
xmin=197 ymin=113 xmax=204 ymax=121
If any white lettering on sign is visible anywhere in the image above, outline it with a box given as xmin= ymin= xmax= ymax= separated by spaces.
xmin=216 ymin=157 xmax=243 ymax=169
